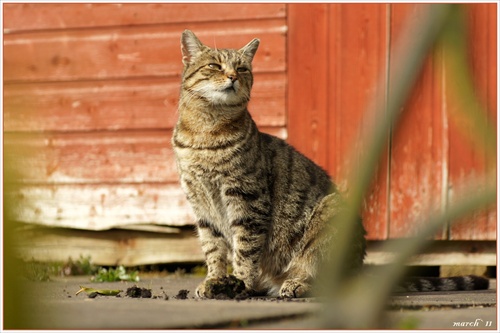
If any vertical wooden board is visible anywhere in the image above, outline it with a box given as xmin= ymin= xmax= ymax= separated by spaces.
xmin=483 ymin=4 xmax=497 ymax=237
xmin=448 ymin=4 xmax=497 ymax=240
xmin=388 ymin=4 xmax=447 ymax=239
xmin=465 ymin=4 xmax=497 ymax=116
xmin=327 ymin=4 xmax=390 ymax=240
xmin=287 ymin=4 xmax=330 ymax=169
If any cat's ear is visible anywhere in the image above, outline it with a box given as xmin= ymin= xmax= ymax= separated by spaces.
xmin=239 ymin=38 xmax=260 ymax=62
xmin=181 ymin=30 xmax=205 ymax=65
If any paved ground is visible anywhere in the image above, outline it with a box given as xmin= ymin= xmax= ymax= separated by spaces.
xmin=9 ymin=275 xmax=497 ymax=330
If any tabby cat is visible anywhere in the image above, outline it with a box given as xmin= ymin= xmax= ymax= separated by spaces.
xmin=172 ymin=30 xmax=488 ymax=298
xmin=171 ymin=29 xmax=366 ymax=298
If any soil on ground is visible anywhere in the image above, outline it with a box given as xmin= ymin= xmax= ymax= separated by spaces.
xmin=126 ymin=285 xmax=152 ymax=298
xmin=174 ymin=289 xmax=190 ymax=299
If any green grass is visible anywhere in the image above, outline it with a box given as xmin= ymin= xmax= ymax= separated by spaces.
xmin=91 ymin=265 xmax=140 ymax=282
xmin=22 ymin=255 xmax=142 ymax=282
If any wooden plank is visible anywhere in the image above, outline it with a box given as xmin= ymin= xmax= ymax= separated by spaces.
xmin=365 ymin=240 xmax=496 ymax=266
xmin=388 ymin=4 xmax=447 ymax=239
xmin=447 ymin=4 xmax=497 ymax=240
xmin=327 ymin=4 xmax=390 ymax=240
xmin=4 ymin=127 xmax=286 ymax=184
xmin=481 ymin=3 xmax=497 ymax=239
xmin=4 ymin=3 xmax=286 ymax=32
xmin=287 ymin=3 xmax=330 ymax=169
xmin=6 ymin=183 xmax=195 ymax=230
xmin=327 ymin=4 xmax=389 ymax=183
xmin=4 ymin=73 xmax=286 ymax=132
xmin=4 ymin=78 xmax=178 ymax=132
xmin=288 ymin=4 xmax=390 ymax=240
xmin=4 ymin=130 xmax=178 ymax=184
xmin=114 ymin=224 xmax=181 ymax=234
xmin=4 ymin=19 xmax=286 ymax=82
xmin=465 ymin=4 xmax=497 ymax=116
xmin=15 ymin=226 xmax=495 ymax=267
xmin=14 ymin=226 xmax=204 ymax=266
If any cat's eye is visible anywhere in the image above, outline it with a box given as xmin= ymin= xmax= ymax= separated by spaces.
xmin=207 ymin=63 xmax=222 ymax=70
xmin=237 ymin=67 xmax=248 ymax=73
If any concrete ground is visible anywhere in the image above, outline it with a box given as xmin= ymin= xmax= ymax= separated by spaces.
xmin=9 ymin=275 xmax=497 ymax=330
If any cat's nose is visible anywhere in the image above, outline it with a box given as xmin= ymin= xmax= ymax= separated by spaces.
xmin=227 ymin=72 xmax=238 ymax=82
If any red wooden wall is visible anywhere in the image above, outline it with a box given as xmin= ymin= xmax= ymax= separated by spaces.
xmin=288 ymin=3 xmax=497 ymax=240
xmin=4 ymin=3 xmax=496 ymax=240
xmin=3 ymin=3 xmax=286 ymax=231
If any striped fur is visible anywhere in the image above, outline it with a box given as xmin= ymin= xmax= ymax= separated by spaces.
xmin=172 ymin=30 xmax=366 ymax=298
xmin=171 ymin=30 xmax=489 ymax=298
xmin=395 ymin=275 xmax=489 ymax=293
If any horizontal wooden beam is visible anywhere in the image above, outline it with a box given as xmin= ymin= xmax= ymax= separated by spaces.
xmin=4 ymin=127 xmax=286 ymax=184
xmin=13 ymin=226 xmax=203 ymax=266
xmin=3 ymin=3 xmax=286 ymax=32
xmin=12 ymin=226 xmax=497 ymax=267
xmin=365 ymin=240 xmax=496 ymax=266
xmin=4 ymin=19 xmax=286 ymax=82
xmin=5 ymin=183 xmax=195 ymax=229
xmin=4 ymin=73 xmax=286 ymax=132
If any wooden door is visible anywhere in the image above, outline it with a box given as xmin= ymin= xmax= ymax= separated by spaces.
xmin=288 ymin=3 xmax=496 ymax=240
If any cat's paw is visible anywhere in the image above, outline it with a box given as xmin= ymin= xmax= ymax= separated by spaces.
xmin=195 ymin=279 xmax=210 ymax=298
xmin=195 ymin=275 xmax=247 ymax=299
xmin=279 ymin=279 xmax=310 ymax=298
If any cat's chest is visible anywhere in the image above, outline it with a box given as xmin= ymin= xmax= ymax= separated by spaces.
xmin=174 ymin=143 xmax=242 ymax=175
xmin=175 ymin=147 xmax=237 ymax=222
xmin=181 ymin=167 xmax=236 ymax=241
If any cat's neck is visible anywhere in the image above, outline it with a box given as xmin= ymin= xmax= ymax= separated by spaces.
xmin=174 ymin=97 xmax=253 ymax=149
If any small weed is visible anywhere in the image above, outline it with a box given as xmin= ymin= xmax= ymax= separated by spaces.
xmin=63 ymin=255 xmax=97 ymax=276
xmin=23 ymin=255 xmax=99 ymax=281
xmin=191 ymin=265 xmax=207 ymax=276
xmin=91 ymin=265 xmax=140 ymax=282
xmin=23 ymin=260 xmax=61 ymax=281
xmin=173 ymin=267 xmax=186 ymax=277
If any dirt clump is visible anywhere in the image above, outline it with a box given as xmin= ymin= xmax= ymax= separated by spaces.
xmin=175 ymin=289 xmax=190 ymax=299
xmin=126 ymin=285 xmax=152 ymax=298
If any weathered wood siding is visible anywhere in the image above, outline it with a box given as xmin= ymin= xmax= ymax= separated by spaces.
xmin=287 ymin=3 xmax=496 ymax=240
xmin=4 ymin=3 xmax=287 ymax=230
xmin=4 ymin=3 xmax=496 ymax=241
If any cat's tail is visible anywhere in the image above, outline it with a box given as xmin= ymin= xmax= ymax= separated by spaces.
xmin=395 ymin=275 xmax=489 ymax=292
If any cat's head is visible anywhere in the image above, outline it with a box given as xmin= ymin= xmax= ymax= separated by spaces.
xmin=180 ymin=30 xmax=260 ymax=107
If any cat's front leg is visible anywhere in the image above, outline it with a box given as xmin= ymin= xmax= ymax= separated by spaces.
xmin=230 ymin=217 xmax=269 ymax=293
xmin=195 ymin=219 xmax=229 ymax=298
